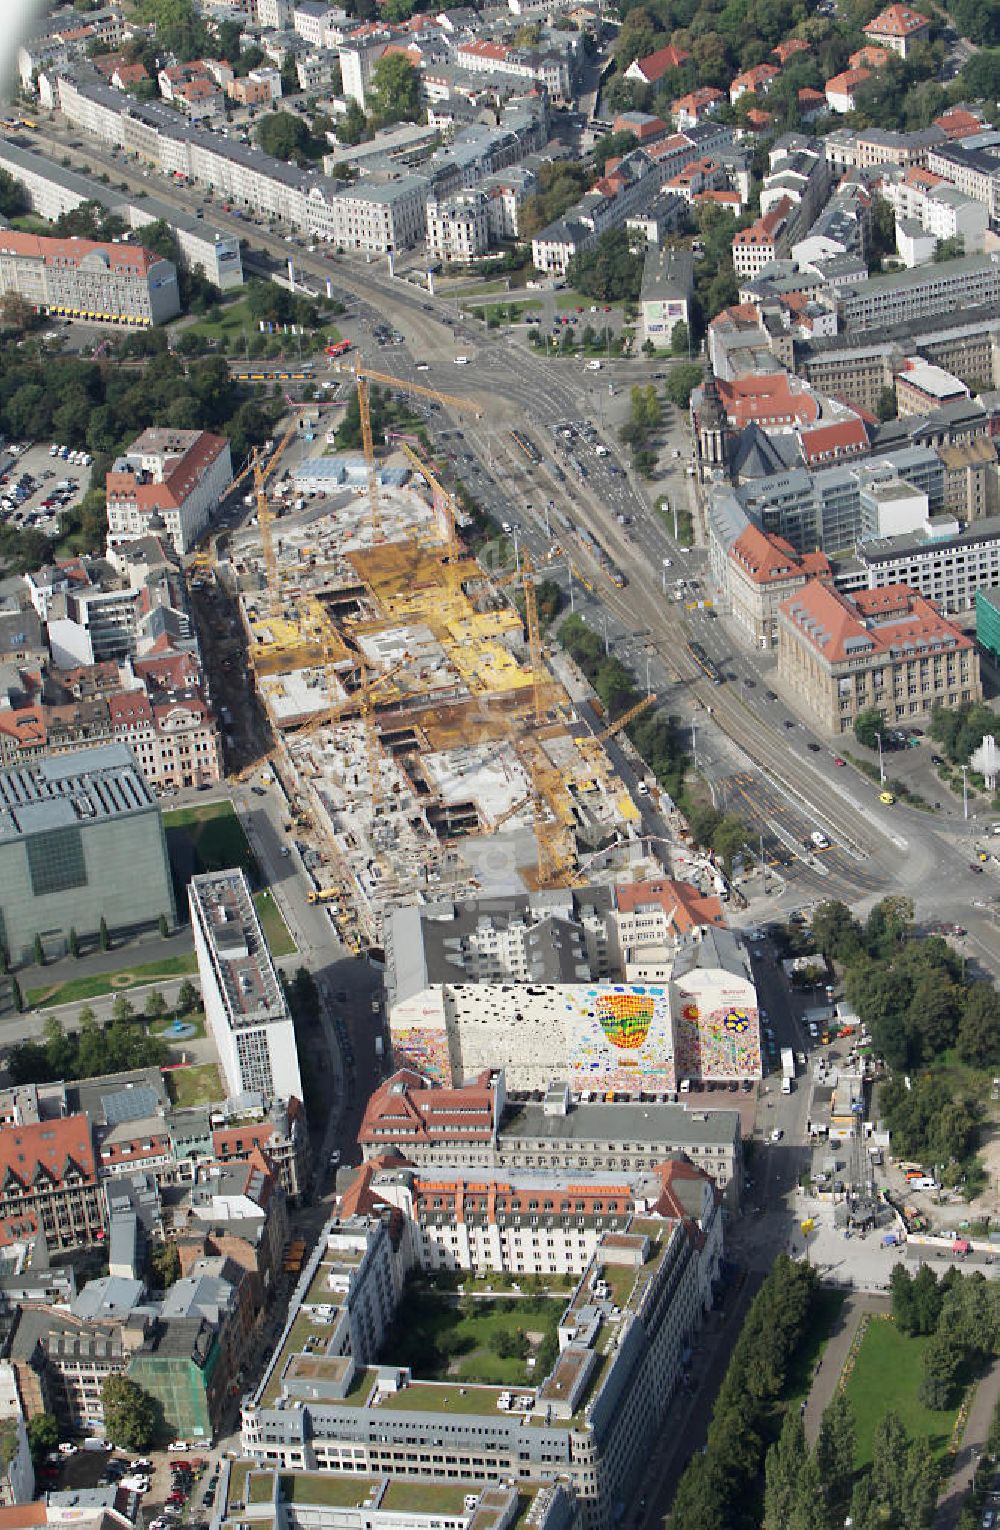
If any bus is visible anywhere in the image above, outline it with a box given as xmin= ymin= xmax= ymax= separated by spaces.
xmin=325 ymin=339 xmax=352 ymax=357
xmin=687 ymin=640 xmax=723 ymax=685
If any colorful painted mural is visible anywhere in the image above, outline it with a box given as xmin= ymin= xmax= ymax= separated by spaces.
xmin=391 ymin=1026 xmax=451 ymax=1085
xmin=563 ymin=985 xmax=675 ymax=1092
xmin=673 ymin=993 xmax=761 ymax=1081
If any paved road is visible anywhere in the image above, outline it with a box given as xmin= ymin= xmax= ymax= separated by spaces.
xmin=935 ymin=1357 xmax=1000 ymax=1530
xmin=803 ymin=1293 xmax=889 ymax=1444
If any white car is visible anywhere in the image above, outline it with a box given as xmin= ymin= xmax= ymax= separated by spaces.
xmin=586 ymin=359 xmax=601 ymax=371
xmin=771 ymin=1128 xmax=784 ymax=1142
xmin=454 ymin=355 xmax=470 ymax=365
xmin=168 ymin=1440 xmax=191 ymax=1453
xmin=58 ymin=1443 xmax=77 ymax=1456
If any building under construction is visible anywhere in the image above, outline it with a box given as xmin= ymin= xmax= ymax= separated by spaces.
xmin=219 ymin=384 xmax=652 ymax=946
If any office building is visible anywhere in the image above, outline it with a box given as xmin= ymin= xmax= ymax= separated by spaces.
xmin=243 ymin=1178 xmax=723 ymax=1530
xmin=385 ymin=885 xmax=761 ymax=1094
xmin=975 ymin=586 xmax=1000 ymax=662
xmin=639 ymin=246 xmax=694 ymax=347
xmin=0 ymin=744 xmax=176 ymax=963
xmin=105 ymin=427 xmax=233 ymax=555
xmin=0 ymin=1362 xmax=33 ymax=1506
xmin=838 ymin=513 xmax=1000 ymax=614
xmin=189 ymin=869 xmax=303 ymax=1104
xmin=837 ymin=253 xmax=1000 ymax=335
xmin=726 ymin=525 xmax=834 ymax=648
xmin=777 ymin=580 xmax=981 ymax=732
xmin=0 ymin=137 xmax=244 ymax=291
xmin=359 ymin=1068 xmax=745 ymax=1205
xmin=0 ymin=229 xmax=179 ymax=326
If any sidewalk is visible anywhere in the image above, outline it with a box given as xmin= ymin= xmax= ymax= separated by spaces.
xmin=935 ymin=1358 xmax=1000 ymax=1530
xmin=803 ymin=1292 xmax=888 ymax=1444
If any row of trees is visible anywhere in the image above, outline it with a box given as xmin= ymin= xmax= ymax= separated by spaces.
xmin=620 ymin=383 xmax=662 ymax=475
xmin=671 ymin=1255 xmax=819 ymax=1529
xmin=6 ymin=1001 xmax=175 ymax=1086
xmin=556 ymin=613 xmax=749 ymax=868
xmin=566 ymin=228 xmax=645 ymax=305
xmin=929 ymin=700 xmax=999 ymax=767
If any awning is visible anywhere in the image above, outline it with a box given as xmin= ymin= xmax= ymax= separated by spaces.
xmin=952 ymin=1239 xmax=971 ymax=1254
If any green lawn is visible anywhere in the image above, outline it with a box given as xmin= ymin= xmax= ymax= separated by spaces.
xmin=284 ymin=1475 xmax=381 ymax=1507
xmin=164 ymin=1062 xmax=224 ymax=1108
xmin=845 ymin=1318 xmax=959 ymax=1468
xmin=164 ymin=799 xmax=257 ymax=883
xmin=185 ymin=294 xmax=341 ymax=354
xmin=25 ymin=951 xmax=197 ymax=1010
xmin=253 ymin=889 xmax=297 ymax=957
xmin=380 ymin=1285 xmax=561 ymax=1388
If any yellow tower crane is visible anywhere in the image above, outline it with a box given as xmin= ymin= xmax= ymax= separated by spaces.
xmin=327 ymin=358 xmax=481 ymax=541
xmin=396 ymin=441 xmax=463 ymax=561
xmin=495 ymin=554 xmax=546 ymax=727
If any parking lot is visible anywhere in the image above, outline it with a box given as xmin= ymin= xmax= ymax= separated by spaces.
xmin=0 ymin=439 xmax=92 ymax=540
xmin=38 ymin=1444 xmax=216 ymax=1527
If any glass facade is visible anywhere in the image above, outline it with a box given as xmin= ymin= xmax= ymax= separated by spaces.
xmin=26 ymin=826 xmax=87 ymax=897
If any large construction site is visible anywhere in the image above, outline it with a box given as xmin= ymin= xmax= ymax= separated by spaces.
xmin=216 ymin=368 xmax=655 ymax=949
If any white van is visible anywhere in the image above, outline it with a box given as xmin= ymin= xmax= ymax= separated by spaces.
xmin=810 ymin=830 xmax=830 ymax=850
xmin=586 ymin=359 xmax=601 ymax=371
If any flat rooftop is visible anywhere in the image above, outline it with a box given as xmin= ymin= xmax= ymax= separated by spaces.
xmin=189 ymin=869 xmax=286 ymax=1028
xmin=501 ymin=1100 xmax=741 ymax=1147
xmin=0 ymin=744 xmax=155 ymax=843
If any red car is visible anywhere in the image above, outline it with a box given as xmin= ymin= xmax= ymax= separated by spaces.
xmin=833 ymin=757 xmax=846 ymax=766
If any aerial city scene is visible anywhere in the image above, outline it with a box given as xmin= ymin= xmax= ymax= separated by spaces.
xmin=0 ymin=0 xmax=996 ymax=1525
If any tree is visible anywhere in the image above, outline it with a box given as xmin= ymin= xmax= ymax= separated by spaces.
xmin=814 ymin=1392 xmax=855 ymax=1510
xmin=101 ymin=1374 xmax=158 ymax=1451
xmin=148 ymin=1239 xmax=181 ymax=1289
xmin=68 ymin=927 xmax=80 ymax=959
xmin=9 ymin=976 xmax=21 ymax=1014
xmin=567 ymin=227 xmax=646 ymax=305
xmin=670 ymin=320 xmax=690 ymax=357
xmin=177 ymin=978 xmax=199 ymax=1015
xmin=876 ymin=385 xmax=897 ymax=420
xmin=854 ymin=707 xmax=885 ymax=750
xmin=0 ymin=168 xmax=28 ymax=219
xmin=0 ymin=293 xmax=38 ymax=334
xmin=99 ymin=916 xmax=110 ymax=951
xmin=157 ymin=913 xmax=169 ymax=939
xmin=810 ymin=901 xmax=863 ymax=964
xmin=763 ymin=1411 xmax=808 ymax=1530
xmin=143 ymin=989 xmax=167 ymax=1022
xmin=368 ymin=54 xmax=421 ymax=127
xmin=112 ymin=992 xmax=135 ymax=1024
xmin=957 ymin=983 xmax=1000 ymax=1067
xmin=32 ymin=933 xmax=45 ymax=967
xmin=26 ymin=1414 xmax=59 ymax=1466
xmin=255 ymin=111 xmax=313 ymax=163
xmin=664 ymin=363 xmax=703 ymax=408
xmin=336 ymin=100 xmax=368 ymax=146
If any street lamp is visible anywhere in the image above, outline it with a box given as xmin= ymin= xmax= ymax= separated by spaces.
xmin=691 ymin=717 xmax=698 ymax=767
xmin=661 ymin=559 xmax=670 ymax=595
xmin=645 ymin=653 xmax=652 ymax=697
xmin=512 ymin=527 xmax=521 ymax=576
xmin=961 ymin=763 xmax=969 ymax=820
xmin=876 ymin=731 xmax=885 ymax=784
xmin=601 ymin=611 xmax=610 ymax=656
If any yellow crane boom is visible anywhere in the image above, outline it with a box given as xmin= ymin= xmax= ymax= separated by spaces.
xmin=594 ymin=693 xmax=656 ymax=744
xmin=397 ymin=441 xmax=462 ymax=560
xmin=328 ymin=357 xmax=481 ymax=540
xmin=496 ymin=556 xmax=545 ymax=726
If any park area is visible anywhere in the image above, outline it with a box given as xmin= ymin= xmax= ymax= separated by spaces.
xmin=844 ymin=1316 xmax=959 ymax=1468
xmin=164 ymin=799 xmax=256 ymax=883
xmin=380 ymin=1281 xmax=562 ymax=1388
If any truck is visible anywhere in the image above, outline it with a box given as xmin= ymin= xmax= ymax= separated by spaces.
xmin=780 ymin=1048 xmax=795 ymax=1092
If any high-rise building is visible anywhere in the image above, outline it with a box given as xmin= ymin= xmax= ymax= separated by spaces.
xmin=0 ymin=744 xmax=176 ymax=963
xmin=189 ymin=870 xmax=302 ymax=1104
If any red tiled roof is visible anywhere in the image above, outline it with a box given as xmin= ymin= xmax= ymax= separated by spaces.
xmin=359 ymin=1069 xmax=496 ymax=1148
xmin=849 ymin=44 xmax=892 ymax=67
xmin=614 ymin=878 xmax=726 ymax=933
xmin=772 ymin=37 xmax=810 ymax=62
xmin=865 ymin=3 xmax=930 ymax=35
xmin=628 ymin=42 xmax=690 ymax=83
xmin=105 ymin=430 xmax=228 ymax=513
xmin=671 ymin=87 xmax=725 ymax=115
xmin=112 ymin=62 xmax=148 ymax=84
xmin=0 ymin=230 xmax=161 ymax=275
xmin=799 ymin=417 xmax=869 ymax=462
xmin=458 ymin=39 xmax=510 ymax=60
xmin=826 ymin=67 xmax=872 ymax=96
xmin=934 ymin=106 xmax=984 ymax=139
xmin=733 ymin=195 xmax=793 ymax=246
xmin=0 ymin=1114 xmax=96 ymax=1191
xmin=719 ymin=372 xmax=820 ymax=429
xmin=0 ymin=1506 xmax=46 ymax=1529
xmin=798 ymin=87 xmax=826 ymax=106
xmin=780 ymin=580 xmax=972 ymax=665
xmin=730 ymin=525 xmax=832 ymax=584
xmin=745 ymin=108 xmax=773 ymax=126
